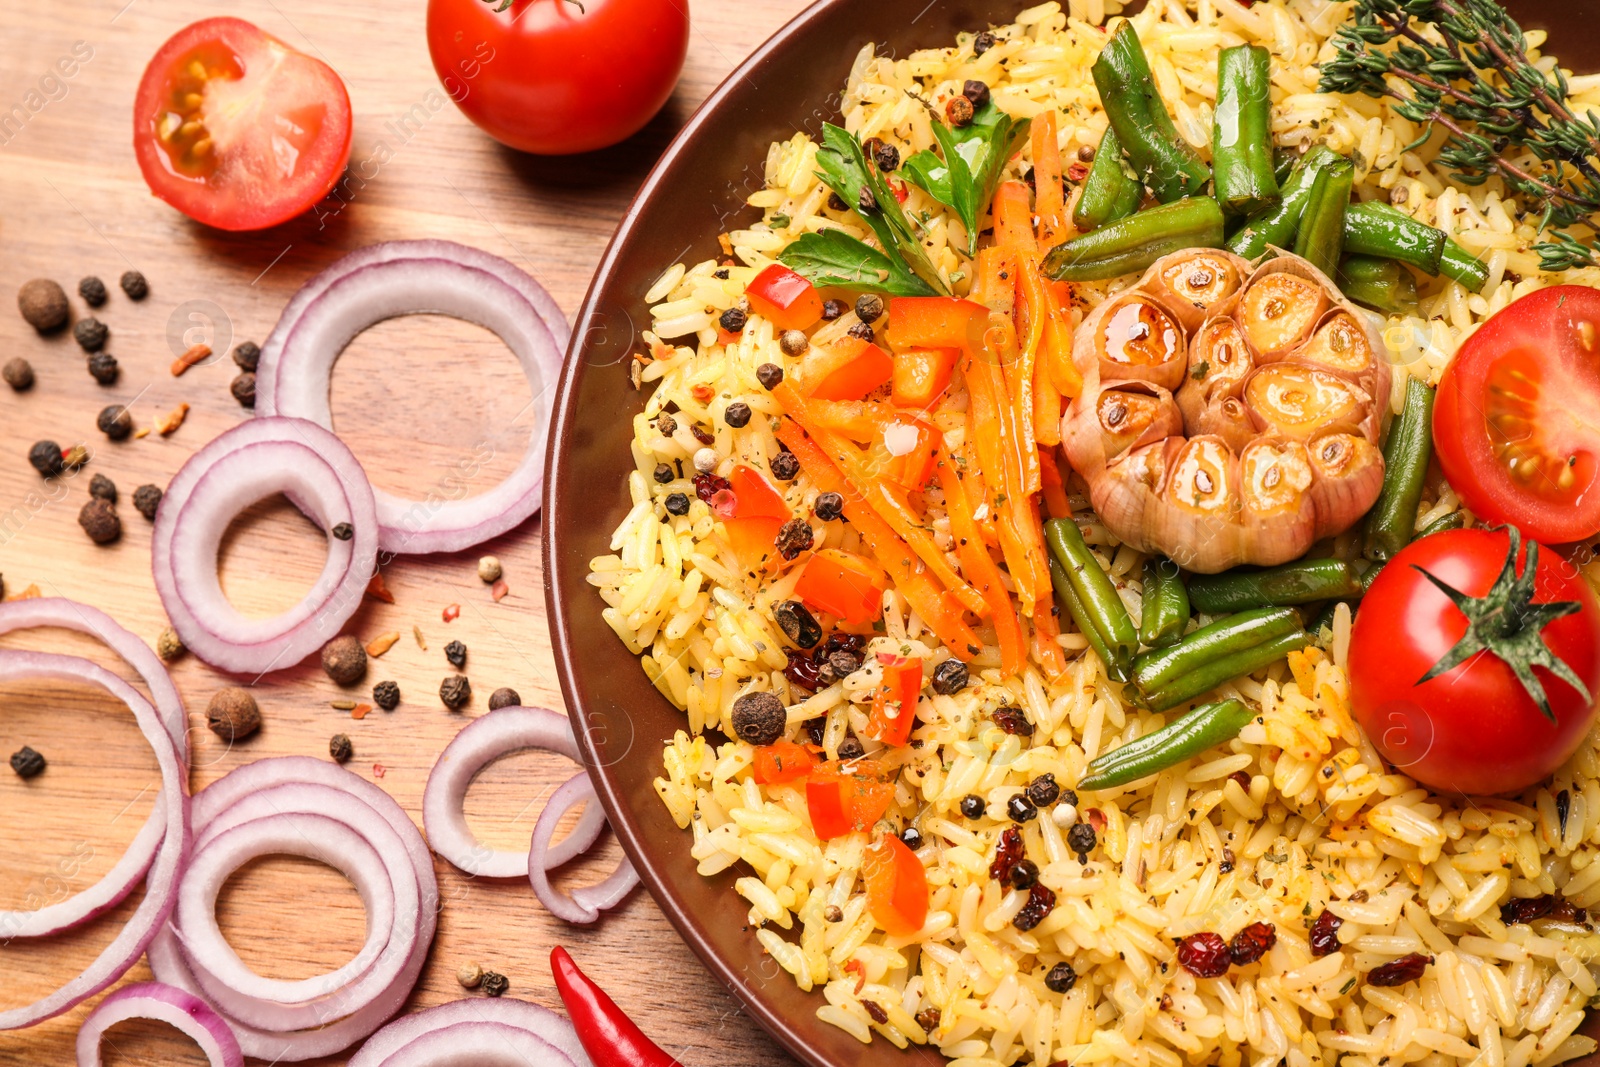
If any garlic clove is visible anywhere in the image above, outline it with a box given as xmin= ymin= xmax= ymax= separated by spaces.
xmin=1191 ymin=395 xmax=1258 ymax=455
xmin=1092 ymin=296 xmax=1188 ymax=392
xmin=1177 ymin=316 xmax=1255 ymax=434
xmin=1152 ymin=249 xmax=1249 ymax=332
xmin=1243 ymin=363 xmax=1369 ymax=440
xmin=1306 ymin=431 xmax=1385 ymax=541
xmin=1093 ymin=384 xmax=1184 ymax=462
xmin=1238 ymin=271 xmax=1328 ymax=359
xmin=1165 ymin=436 xmax=1240 ymax=522
xmin=1297 ymin=309 xmax=1376 ymax=377
xmin=1239 ymin=437 xmax=1314 ymax=517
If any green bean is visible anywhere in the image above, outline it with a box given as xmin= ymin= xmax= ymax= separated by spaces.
xmin=1360 ymin=560 xmax=1384 ymax=593
xmin=1226 ymin=146 xmax=1344 ymax=260
xmin=1213 ymin=45 xmax=1279 ymax=216
xmin=1441 ymin=238 xmax=1491 ymax=292
xmin=1364 ymin=376 xmax=1436 ymax=561
xmin=1292 ymin=156 xmax=1354 ymax=279
xmin=1078 ymin=699 xmax=1253 ymax=791
xmin=1309 ymin=599 xmax=1347 ymax=637
xmin=1050 ymin=556 xmax=1129 ymax=683
xmin=1272 ymin=146 xmax=1298 ymax=186
xmin=1129 ymin=606 xmax=1302 ymax=694
xmin=1337 ymin=254 xmax=1419 ymax=315
xmin=1139 ymin=557 xmax=1191 ymax=649
xmin=1141 ymin=630 xmax=1313 ymax=711
xmin=1043 ymin=197 xmax=1225 ymax=282
xmin=1187 ymin=559 xmax=1364 ymax=613
xmin=1342 ymin=202 xmax=1446 ymax=276
xmin=1072 ymin=126 xmax=1145 ymax=233
xmin=1418 ymin=510 xmax=1466 ymax=537
xmin=1091 ymin=23 xmax=1211 ymax=204
xmin=1044 ymin=518 xmax=1139 ymax=676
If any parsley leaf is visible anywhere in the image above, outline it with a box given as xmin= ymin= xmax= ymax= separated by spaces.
xmin=778 ymin=229 xmax=938 ymax=296
xmin=902 ymin=101 xmax=1032 ymax=255
xmin=813 ymin=123 xmax=949 ymax=295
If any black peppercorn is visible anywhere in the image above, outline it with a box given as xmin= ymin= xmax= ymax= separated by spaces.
xmin=773 ymin=600 xmax=822 ymax=649
xmin=963 ymin=79 xmax=991 ymax=110
xmin=372 ymin=680 xmax=401 ymax=711
xmin=87 ymin=352 xmax=119 ymax=385
xmin=3 ymin=357 xmax=34 ymax=391
xmin=870 ymin=140 xmax=900 ymax=172
xmin=724 ymin=401 xmax=752 ymax=428
xmin=854 ymin=294 xmax=885 ymax=323
xmin=488 ymin=686 xmax=521 ymax=710
xmin=97 ymin=404 xmax=133 ymax=441
xmin=1044 ymin=962 xmax=1077 ymax=993
xmin=846 ymin=321 xmax=875 ymax=343
xmin=825 ymin=650 xmax=861 ymax=680
xmin=207 ymin=687 xmax=261 ymax=742
xmin=827 ymin=192 xmax=849 ymax=211
xmin=1026 ymin=774 xmax=1061 ymax=808
xmin=1067 ymin=822 xmax=1097 ymax=859
xmin=821 ymin=299 xmax=846 ymax=321
xmin=73 ymin=317 xmax=108 ymax=352
xmin=321 ymin=635 xmax=368 ymax=685
xmin=663 ymin=492 xmax=690 ymax=516
xmin=857 ymin=186 xmax=878 ymax=213
xmin=440 ymin=675 xmax=472 ymax=710
xmin=231 ymin=372 xmax=256 ymax=409
xmin=329 ymin=733 xmax=353 ymax=763
xmin=719 ymin=307 xmax=748 ymax=333
xmin=1007 ymin=793 xmax=1038 ymax=823
xmin=133 ymin=484 xmax=163 ymax=521
xmin=445 ymin=640 xmax=468 ymax=668
xmin=28 ymin=440 xmax=64 ymax=478
xmin=1009 ymin=858 xmax=1039 ymax=889
xmin=120 ymin=270 xmax=149 ymax=301
xmin=813 ymin=492 xmax=844 ymax=522
xmin=774 ymin=518 xmax=814 ymax=561
xmin=89 ymin=473 xmax=117 ymax=503
xmin=973 ymin=30 xmax=996 ymax=55
xmin=836 ymin=735 xmax=865 ymax=761
xmin=756 ymin=363 xmax=784 ymax=390
xmin=770 ymin=451 xmax=800 ymax=481
xmin=959 ymin=794 xmax=986 ymax=819
xmin=900 ymin=826 xmax=924 ymax=850
xmin=10 ymin=746 xmax=46 ymax=778
xmin=480 ymin=970 xmax=509 ymax=997
xmin=79 ymin=276 xmax=108 ymax=307
xmin=331 ymin=522 xmax=353 ymax=541
xmin=647 ymin=463 xmax=673 ymax=487
xmin=712 ymin=268 xmax=729 ymax=280
xmin=931 ymin=658 xmax=969 ymax=695
xmin=232 ymin=341 xmax=261 ymax=371
xmin=18 ymin=279 xmax=69 ymax=332
xmin=730 ymin=690 xmax=786 ymax=746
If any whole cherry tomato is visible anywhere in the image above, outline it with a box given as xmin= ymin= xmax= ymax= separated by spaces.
xmin=426 ymin=0 xmax=689 ymax=155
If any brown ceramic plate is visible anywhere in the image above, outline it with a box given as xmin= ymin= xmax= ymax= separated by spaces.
xmin=545 ymin=2 xmax=1597 ymax=1065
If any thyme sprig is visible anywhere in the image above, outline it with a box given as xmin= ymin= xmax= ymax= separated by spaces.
xmin=1320 ymin=0 xmax=1600 ymax=270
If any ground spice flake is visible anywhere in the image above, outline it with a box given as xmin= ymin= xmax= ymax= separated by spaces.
xmin=351 ymin=703 xmax=371 ymax=720
xmin=491 ymin=579 xmax=508 ymax=602
xmin=413 ymin=625 xmax=427 ymax=650
xmin=9 ymin=584 xmax=41 ymax=601
xmin=154 ymin=402 xmax=190 ymax=436
xmin=331 ymin=699 xmax=357 ymax=711
xmin=442 ymin=603 xmax=460 ymax=622
xmin=372 ymin=763 xmax=386 ymax=778
xmin=170 ymin=343 xmax=212 ymax=376
xmin=365 ymin=572 xmax=395 ymax=604
xmin=366 ymin=631 xmax=400 ymax=657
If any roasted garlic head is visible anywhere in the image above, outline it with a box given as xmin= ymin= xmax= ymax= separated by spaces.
xmin=1060 ymin=251 xmax=1390 ymax=572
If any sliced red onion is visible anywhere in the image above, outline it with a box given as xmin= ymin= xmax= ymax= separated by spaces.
xmin=528 ymin=773 xmax=640 ymax=925
xmin=151 ymin=417 xmax=378 ymax=675
xmin=369 ymin=1021 xmax=574 ymax=1066
xmin=0 ymin=652 xmax=190 ymax=1030
xmin=0 ymin=599 xmax=188 ymax=939
xmin=350 ymin=997 xmax=590 ymax=1067
xmin=423 ymin=706 xmax=603 ymax=879
xmin=76 ymin=982 xmax=241 ymax=1067
xmin=147 ymin=757 xmax=433 ymax=1061
xmin=257 ymin=240 xmax=569 ymax=555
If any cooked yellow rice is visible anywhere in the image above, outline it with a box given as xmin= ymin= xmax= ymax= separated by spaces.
xmin=590 ymin=2 xmax=1600 ymax=1065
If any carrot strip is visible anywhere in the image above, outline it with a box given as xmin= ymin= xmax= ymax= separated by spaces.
xmin=1034 ymin=372 xmax=1062 ymax=447
xmin=1041 ymin=282 xmax=1083 ymax=400
xmin=1031 ymin=110 xmax=1067 ymax=247
xmin=971 ymin=246 xmax=1018 ymax=317
xmin=1032 ymin=595 xmax=1069 ymax=680
xmin=958 ymin=444 xmax=1000 ymax=550
xmin=1009 ymin=254 xmax=1047 ymax=495
xmin=937 ymin=457 xmax=1026 ymax=677
xmin=1039 ymin=446 xmax=1072 ymax=520
xmin=992 ymin=180 xmax=1037 ymax=252
xmin=963 ymin=346 xmax=1048 ymax=605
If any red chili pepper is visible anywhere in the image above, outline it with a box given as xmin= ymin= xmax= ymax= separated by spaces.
xmin=551 ymin=946 xmax=683 ymax=1067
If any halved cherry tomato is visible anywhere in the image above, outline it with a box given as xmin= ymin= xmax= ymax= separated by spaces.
xmin=1433 ymin=285 xmax=1600 ymax=544
xmin=751 ymin=741 xmax=819 ymax=786
xmin=886 ymin=296 xmax=989 ymax=352
xmin=719 ymin=464 xmax=791 ymax=570
xmin=133 ymin=18 xmax=353 ymax=231
xmin=891 ymin=347 xmax=959 ymax=409
xmin=806 ymin=760 xmax=896 ymax=840
xmin=746 ymin=264 xmax=823 ymax=331
xmin=795 ymin=549 xmax=885 ymax=625
xmin=866 ymin=654 xmax=924 ymax=747
xmin=863 ymin=834 xmax=928 ymax=936
xmin=801 ymin=337 xmax=894 ymax=401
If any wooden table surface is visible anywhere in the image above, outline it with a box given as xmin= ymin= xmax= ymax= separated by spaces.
xmin=0 ymin=1 xmax=809 ymax=1062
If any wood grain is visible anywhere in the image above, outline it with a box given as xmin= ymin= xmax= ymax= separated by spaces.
xmin=0 ymin=0 xmax=807 ymax=1062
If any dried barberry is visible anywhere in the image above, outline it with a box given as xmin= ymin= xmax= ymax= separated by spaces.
xmin=1228 ymin=922 xmax=1277 ymax=966
xmin=989 ymin=825 xmax=1024 ymax=882
xmin=784 ymin=650 xmax=823 ymax=691
xmin=1013 ymin=883 xmax=1056 ymax=931
xmin=1309 ymin=909 xmax=1343 ymax=957
xmin=1177 ymin=932 xmax=1231 ymax=978
xmin=992 ymin=705 xmax=1034 ymax=736
xmin=846 ymin=321 xmax=874 ymax=343
xmin=1501 ymin=896 xmax=1557 ymax=925
xmin=692 ymin=471 xmax=731 ymax=502
xmin=1366 ymin=953 xmax=1432 ymax=987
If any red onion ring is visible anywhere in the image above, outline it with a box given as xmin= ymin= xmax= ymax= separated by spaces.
xmin=76 ymin=982 xmax=242 ymax=1067
xmin=0 ymin=652 xmax=190 ymax=1031
xmin=0 ymin=599 xmax=188 ymax=940
xmin=350 ymin=997 xmax=589 ymax=1067
xmin=422 ymin=706 xmax=604 ymax=879
xmin=367 ymin=1021 xmax=575 ymax=1066
xmin=151 ymin=417 xmax=378 ymax=675
xmin=528 ymin=773 xmax=640 ymax=925
xmin=257 ymin=240 xmax=569 ymax=555
xmin=147 ymin=757 xmax=434 ymax=1061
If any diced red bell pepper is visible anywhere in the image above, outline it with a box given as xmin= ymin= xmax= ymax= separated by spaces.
xmin=806 ymin=759 xmax=896 ymax=840
xmin=802 ymin=337 xmax=894 ymax=401
xmin=891 ymin=347 xmax=958 ymax=409
xmin=794 ymin=549 xmax=884 ymax=625
xmin=870 ymin=418 xmax=941 ymax=493
xmin=727 ymin=465 xmax=789 ymax=520
xmin=721 ymin=465 xmax=791 ymax=570
xmin=864 ymin=833 xmax=929 ymax=936
xmin=746 ymin=264 xmax=822 ymax=331
xmin=752 ymin=741 xmax=820 ymax=785
xmin=866 ymin=653 xmax=923 ymax=747
xmin=886 ymin=296 xmax=989 ymax=352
